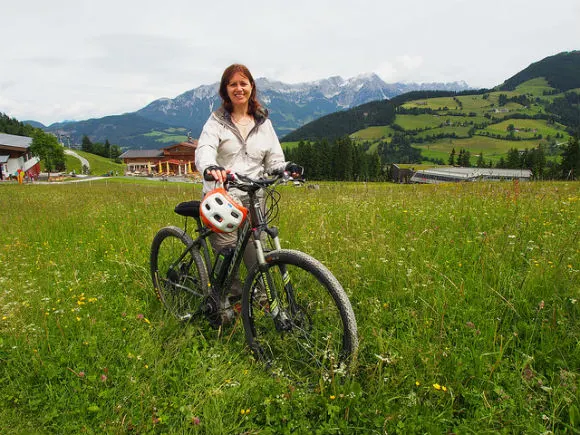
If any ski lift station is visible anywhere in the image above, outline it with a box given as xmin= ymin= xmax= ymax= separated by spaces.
xmin=410 ymin=167 xmax=532 ymax=184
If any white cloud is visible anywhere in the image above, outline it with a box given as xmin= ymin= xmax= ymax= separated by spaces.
xmin=0 ymin=0 xmax=579 ymax=124
xmin=375 ymin=56 xmax=425 ymax=82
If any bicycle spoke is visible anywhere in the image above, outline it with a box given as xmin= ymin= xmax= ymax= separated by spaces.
xmin=150 ymin=226 xmax=209 ymax=321
xmin=243 ymin=251 xmax=355 ymax=379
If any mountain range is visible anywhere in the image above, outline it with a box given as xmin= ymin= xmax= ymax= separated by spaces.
xmin=41 ymin=75 xmax=470 ymax=149
xmin=282 ymin=50 xmax=580 ymax=143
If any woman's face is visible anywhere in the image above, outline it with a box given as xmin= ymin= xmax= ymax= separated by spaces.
xmin=227 ymin=72 xmax=253 ymax=109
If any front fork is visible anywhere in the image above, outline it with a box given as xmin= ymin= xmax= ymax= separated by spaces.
xmin=253 ymin=228 xmax=296 ymax=330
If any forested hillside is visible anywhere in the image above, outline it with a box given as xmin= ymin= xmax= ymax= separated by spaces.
xmin=281 ymin=52 xmax=580 ymax=181
xmin=0 ymin=113 xmax=36 ymax=137
xmin=500 ymin=50 xmax=580 ymax=91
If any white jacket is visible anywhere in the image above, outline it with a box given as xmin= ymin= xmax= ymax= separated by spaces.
xmin=195 ymin=107 xmax=286 ymax=193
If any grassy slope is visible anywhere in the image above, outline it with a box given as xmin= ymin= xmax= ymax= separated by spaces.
xmin=144 ymin=127 xmax=189 ymax=144
xmin=347 ymin=78 xmax=575 ymax=163
xmin=66 ymin=150 xmax=126 ymax=175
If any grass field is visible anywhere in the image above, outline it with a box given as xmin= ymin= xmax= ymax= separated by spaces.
xmin=513 ymin=78 xmax=555 ymax=96
xmin=62 ymin=150 xmax=126 ymax=177
xmin=394 ymin=114 xmax=448 ymax=130
xmin=144 ymin=129 xmax=189 ymax=144
xmin=479 ymin=119 xmax=570 ymax=141
xmin=414 ymin=136 xmax=536 ymax=163
xmin=351 ymin=126 xmax=396 ymax=140
xmin=1 ymin=179 xmax=578 ymax=433
xmin=281 ymin=141 xmax=301 ymax=151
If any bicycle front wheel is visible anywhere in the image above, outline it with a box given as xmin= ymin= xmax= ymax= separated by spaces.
xmin=241 ymin=249 xmax=358 ymax=377
xmin=150 ymin=226 xmax=209 ymax=321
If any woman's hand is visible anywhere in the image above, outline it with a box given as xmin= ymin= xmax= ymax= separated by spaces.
xmin=203 ymin=166 xmax=228 ymax=183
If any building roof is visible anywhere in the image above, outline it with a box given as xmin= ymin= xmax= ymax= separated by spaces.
xmin=0 ymin=133 xmax=33 ymax=149
xmin=411 ymin=167 xmax=532 ymax=184
xmin=119 ymin=149 xmax=163 ymax=159
xmin=165 ymin=141 xmax=198 ymax=151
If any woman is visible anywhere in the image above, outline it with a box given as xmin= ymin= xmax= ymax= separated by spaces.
xmin=195 ymin=63 xmax=302 ymax=301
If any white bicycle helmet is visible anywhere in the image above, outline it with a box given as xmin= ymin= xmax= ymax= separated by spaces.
xmin=200 ymin=188 xmax=248 ymax=233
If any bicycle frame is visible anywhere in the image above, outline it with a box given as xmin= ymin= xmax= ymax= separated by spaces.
xmin=175 ymin=179 xmax=287 ymax=324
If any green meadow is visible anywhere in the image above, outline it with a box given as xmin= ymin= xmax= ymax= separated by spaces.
xmin=144 ymin=128 xmax=189 ymax=144
xmin=479 ymin=119 xmax=570 ymax=141
xmin=0 ymin=179 xmax=578 ymax=434
xmin=347 ymin=78 xmax=578 ymax=165
xmin=65 ymin=150 xmax=125 ymax=176
xmin=414 ymin=135 xmax=559 ymax=164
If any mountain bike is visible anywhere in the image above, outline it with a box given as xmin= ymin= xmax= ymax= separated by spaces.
xmin=150 ymin=171 xmax=358 ymax=375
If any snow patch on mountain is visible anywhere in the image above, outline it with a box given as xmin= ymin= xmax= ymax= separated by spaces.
xmin=135 ymin=73 xmax=472 ymax=137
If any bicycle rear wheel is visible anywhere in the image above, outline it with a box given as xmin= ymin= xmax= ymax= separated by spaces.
xmin=150 ymin=226 xmax=209 ymax=321
xmin=241 ymin=249 xmax=358 ymax=377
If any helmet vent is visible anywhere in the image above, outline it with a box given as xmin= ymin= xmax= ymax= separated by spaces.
xmin=199 ymin=187 xmax=248 ymax=233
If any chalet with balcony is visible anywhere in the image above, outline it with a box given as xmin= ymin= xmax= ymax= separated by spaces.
xmin=119 ymin=140 xmax=198 ymax=176
xmin=0 ymin=133 xmax=41 ymax=181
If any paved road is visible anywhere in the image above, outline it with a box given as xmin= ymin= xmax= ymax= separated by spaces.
xmin=64 ymin=149 xmax=90 ymax=170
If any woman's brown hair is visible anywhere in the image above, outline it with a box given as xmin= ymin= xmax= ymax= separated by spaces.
xmin=219 ymin=64 xmax=262 ymax=116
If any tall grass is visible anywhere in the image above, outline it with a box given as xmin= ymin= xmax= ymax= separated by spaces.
xmin=0 ymin=179 xmax=578 ymax=433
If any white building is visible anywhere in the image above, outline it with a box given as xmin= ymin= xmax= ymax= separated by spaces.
xmin=0 ymin=133 xmax=41 ymax=180
xmin=410 ymin=167 xmax=533 ymax=184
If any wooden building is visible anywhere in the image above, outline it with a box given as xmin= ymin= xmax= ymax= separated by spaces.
xmin=119 ymin=140 xmax=198 ymax=176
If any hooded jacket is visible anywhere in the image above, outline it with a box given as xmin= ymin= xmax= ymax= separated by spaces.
xmin=195 ymin=106 xmax=286 ymax=193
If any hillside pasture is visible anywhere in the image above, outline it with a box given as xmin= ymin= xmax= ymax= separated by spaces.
xmin=281 ymin=140 xmax=301 ymax=151
xmin=514 ymin=77 xmax=555 ymax=96
xmin=414 ymin=136 xmax=534 ymax=163
xmin=144 ymin=129 xmax=189 ymax=144
xmin=64 ymin=154 xmax=83 ymax=173
xmin=394 ymin=114 xmax=449 ymax=130
xmin=351 ymin=125 xmax=395 ymax=140
xmin=401 ymin=97 xmax=461 ymax=111
xmin=412 ymin=125 xmax=473 ymax=140
xmin=479 ymin=119 xmax=570 ymax=141
xmin=0 ymin=180 xmax=578 ymax=434
xmin=65 ymin=150 xmax=125 ymax=176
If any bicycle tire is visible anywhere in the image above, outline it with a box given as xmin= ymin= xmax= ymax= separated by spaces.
xmin=150 ymin=226 xmax=209 ymax=321
xmin=241 ymin=249 xmax=358 ymax=376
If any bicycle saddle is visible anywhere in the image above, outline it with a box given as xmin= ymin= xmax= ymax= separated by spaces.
xmin=174 ymin=200 xmax=201 ymax=218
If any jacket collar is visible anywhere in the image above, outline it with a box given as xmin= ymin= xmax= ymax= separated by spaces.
xmin=214 ymin=106 xmax=268 ymax=128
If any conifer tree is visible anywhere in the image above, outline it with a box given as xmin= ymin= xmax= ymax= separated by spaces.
xmin=561 ymin=136 xmax=580 ymax=179
xmin=448 ymin=148 xmax=456 ymax=166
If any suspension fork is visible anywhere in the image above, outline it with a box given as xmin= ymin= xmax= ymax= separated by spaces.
xmin=246 ymin=191 xmax=294 ymax=328
xmin=252 ymin=226 xmax=299 ymax=329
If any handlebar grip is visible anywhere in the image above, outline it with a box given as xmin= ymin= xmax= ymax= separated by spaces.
xmin=203 ymin=171 xmax=236 ymax=182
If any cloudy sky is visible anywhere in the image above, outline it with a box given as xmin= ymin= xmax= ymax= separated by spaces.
xmin=1 ymin=0 xmax=578 ymax=126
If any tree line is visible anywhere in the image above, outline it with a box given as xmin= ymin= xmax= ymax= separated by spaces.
xmin=437 ymin=138 xmax=579 ymax=180
xmin=286 ymin=133 xmax=579 ymax=182
xmin=285 ymin=137 xmax=384 ymax=181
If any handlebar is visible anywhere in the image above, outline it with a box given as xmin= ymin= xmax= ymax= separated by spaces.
xmin=203 ymin=170 xmax=303 ymax=191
